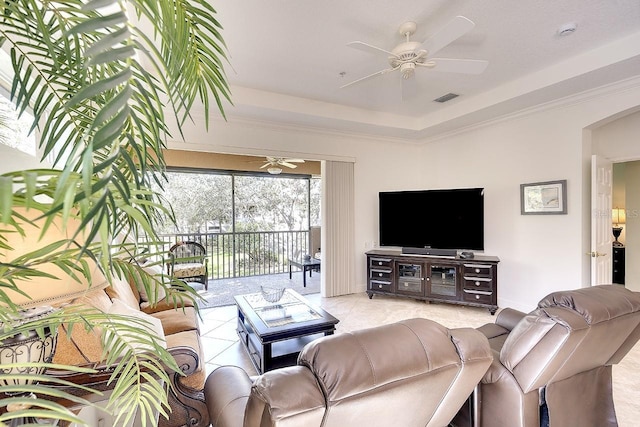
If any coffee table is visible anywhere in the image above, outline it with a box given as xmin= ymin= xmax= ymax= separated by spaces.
xmin=288 ymin=258 xmax=321 ymax=287
xmin=234 ymin=289 xmax=338 ymax=374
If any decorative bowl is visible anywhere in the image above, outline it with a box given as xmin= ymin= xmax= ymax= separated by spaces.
xmin=261 ymin=285 xmax=285 ymax=303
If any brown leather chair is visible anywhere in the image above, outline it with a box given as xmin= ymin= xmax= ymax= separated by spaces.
xmin=453 ymin=285 xmax=640 ymax=427
xmin=205 ymin=318 xmax=493 ymax=427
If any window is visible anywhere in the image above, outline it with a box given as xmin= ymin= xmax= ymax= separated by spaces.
xmin=0 ymin=94 xmax=36 ymax=156
xmin=152 ymin=171 xmax=233 ymax=234
xmin=154 ymin=170 xmax=318 ymax=234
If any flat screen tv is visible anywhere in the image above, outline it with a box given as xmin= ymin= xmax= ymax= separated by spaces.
xmin=378 ymin=188 xmax=484 ymax=252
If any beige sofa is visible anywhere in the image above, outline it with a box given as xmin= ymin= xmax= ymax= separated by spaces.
xmin=52 ymin=275 xmax=209 ymax=427
xmin=452 ymin=285 xmax=640 ymax=427
xmin=205 ymin=318 xmax=493 ymax=427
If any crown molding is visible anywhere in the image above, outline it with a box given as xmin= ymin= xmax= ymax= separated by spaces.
xmin=421 ymin=74 xmax=640 ymax=144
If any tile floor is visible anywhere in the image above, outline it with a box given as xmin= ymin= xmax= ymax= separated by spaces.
xmin=199 ymin=292 xmax=640 ymax=426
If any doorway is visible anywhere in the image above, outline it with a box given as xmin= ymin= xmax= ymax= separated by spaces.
xmin=612 ymin=161 xmax=640 ymax=289
xmin=589 ymin=108 xmax=640 ymax=291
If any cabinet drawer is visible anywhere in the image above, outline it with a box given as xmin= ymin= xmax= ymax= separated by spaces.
xmin=462 ymin=277 xmax=493 ymax=291
xmin=397 ymin=279 xmax=423 ymax=294
xmin=463 ymin=289 xmax=493 ymax=305
xmin=370 ymin=269 xmax=392 ymax=281
xmin=370 ymin=257 xmax=393 ymax=269
xmin=369 ymin=279 xmax=393 ymax=293
xmin=463 ymin=263 xmax=493 ymax=278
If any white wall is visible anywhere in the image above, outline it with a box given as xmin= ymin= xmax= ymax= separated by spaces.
xmin=0 ymin=144 xmax=46 ymax=173
xmin=169 ymin=79 xmax=640 ymax=309
xmin=167 ymin=118 xmax=423 ymax=292
xmin=420 ymin=81 xmax=640 ymax=311
xmin=593 ymin=110 xmax=640 ymax=162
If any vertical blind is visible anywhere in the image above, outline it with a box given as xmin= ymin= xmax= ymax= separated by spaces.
xmin=321 ymin=160 xmax=355 ymax=297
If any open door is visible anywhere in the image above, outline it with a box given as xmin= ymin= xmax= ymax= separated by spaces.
xmin=590 ymin=154 xmax=613 ymax=285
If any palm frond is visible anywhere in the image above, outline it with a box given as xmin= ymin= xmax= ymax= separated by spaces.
xmin=0 ymin=0 xmax=231 ymax=423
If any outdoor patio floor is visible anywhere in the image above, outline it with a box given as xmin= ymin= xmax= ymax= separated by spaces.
xmin=189 ymin=269 xmax=321 ymax=308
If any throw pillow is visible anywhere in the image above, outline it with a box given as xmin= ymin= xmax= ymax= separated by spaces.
xmin=136 ymin=261 xmax=167 ymax=303
xmin=107 ymin=298 xmax=167 ymax=355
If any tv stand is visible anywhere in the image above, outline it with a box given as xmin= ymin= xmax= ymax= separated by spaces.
xmin=366 ymin=249 xmax=499 ymax=315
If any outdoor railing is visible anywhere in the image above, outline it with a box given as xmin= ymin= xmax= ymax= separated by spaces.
xmin=159 ymin=230 xmax=310 ymax=280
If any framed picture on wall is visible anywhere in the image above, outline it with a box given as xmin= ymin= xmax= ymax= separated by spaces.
xmin=520 ymin=180 xmax=567 ymax=215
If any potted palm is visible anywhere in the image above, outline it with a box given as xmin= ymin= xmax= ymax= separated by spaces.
xmin=0 ymin=0 xmax=230 ymax=424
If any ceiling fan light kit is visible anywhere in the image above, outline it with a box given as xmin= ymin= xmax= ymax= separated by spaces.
xmin=342 ymin=15 xmax=489 ymax=89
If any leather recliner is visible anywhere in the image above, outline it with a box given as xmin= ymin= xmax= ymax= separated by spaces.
xmin=205 ymin=318 xmax=493 ymax=427
xmin=452 ymin=284 xmax=640 ymax=427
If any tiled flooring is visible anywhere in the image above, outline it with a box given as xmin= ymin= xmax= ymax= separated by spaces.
xmin=199 ymin=292 xmax=640 ymax=426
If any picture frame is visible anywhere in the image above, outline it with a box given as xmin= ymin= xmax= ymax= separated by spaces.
xmin=520 ymin=179 xmax=567 ymax=215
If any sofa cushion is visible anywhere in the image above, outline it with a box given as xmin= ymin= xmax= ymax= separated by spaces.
xmin=538 ymin=284 xmax=640 ymax=325
xmin=140 ymin=296 xmax=195 ymax=314
xmin=152 ymin=306 xmax=199 ymax=336
xmin=173 ymin=263 xmax=206 ymax=279
xmin=299 ymin=318 xmax=460 ymax=401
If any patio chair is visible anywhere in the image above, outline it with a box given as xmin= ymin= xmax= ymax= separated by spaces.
xmin=168 ymin=241 xmax=208 ymax=290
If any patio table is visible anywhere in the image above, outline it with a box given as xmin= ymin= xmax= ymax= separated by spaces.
xmin=289 ymin=257 xmax=321 ymax=287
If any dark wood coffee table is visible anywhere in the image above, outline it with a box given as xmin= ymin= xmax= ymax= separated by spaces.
xmin=234 ymin=289 xmax=338 ymax=374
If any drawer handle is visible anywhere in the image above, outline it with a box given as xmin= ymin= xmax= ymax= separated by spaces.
xmin=464 ymin=289 xmax=492 ymax=296
xmin=475 ymin=281 xmax=480 ymax=286
xmin=404 ymin=283 xmax=409 ymax=287
xmin=476 ymin=295 xmax=480 ymax=300
xmin=464 ymin=264 xmax=492 ymax=269
xmin=378 ymin=284 xmax=382 ymax=288
xmin=475 ymin=268 xmax=480 ymax=273
xmin=378 ymin=261 xmax=383 ymax=265
xmin=464 ymin=276 xmax=491 ymax=282
xmin=378 ymin=272 xmax=383 ymax=277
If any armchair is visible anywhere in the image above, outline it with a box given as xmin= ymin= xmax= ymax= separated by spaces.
xmin=452 ymin=285 xmax=640 ymax=427
xmin=205 ymin=318 xmax=493 ymax=427
xmin=168 ymin=241 xmax=208 ymax=290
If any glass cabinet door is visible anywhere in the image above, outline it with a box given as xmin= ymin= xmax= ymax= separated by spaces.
xmin=429 ymin=264 xmax=457 ymax=297
xmin=397 ymin=263 xmax=424 ymax=295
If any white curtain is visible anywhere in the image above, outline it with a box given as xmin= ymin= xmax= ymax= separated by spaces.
xmin=321 ymin=160 xmax=355 ymax=297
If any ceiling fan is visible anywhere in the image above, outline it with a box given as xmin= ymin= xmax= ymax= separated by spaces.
xmin=260 ymin=157 xmax=305 ymax=174
xmin=341 ymin=16 xmax=488 ymax=89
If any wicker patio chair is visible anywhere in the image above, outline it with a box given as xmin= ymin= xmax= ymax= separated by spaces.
xmin=168 ymin=241 xmax=209 ymax=290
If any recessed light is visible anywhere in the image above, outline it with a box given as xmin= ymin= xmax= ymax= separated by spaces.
xmin=557 ymin=22 xmax=577 ymax=36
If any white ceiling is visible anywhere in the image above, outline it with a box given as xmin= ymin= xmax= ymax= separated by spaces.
xmin=211 ymin=0 xmax=640 ymax=140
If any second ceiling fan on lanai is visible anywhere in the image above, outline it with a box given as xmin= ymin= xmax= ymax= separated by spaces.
xmin=260 ymin=157 xmax=305 ymax=174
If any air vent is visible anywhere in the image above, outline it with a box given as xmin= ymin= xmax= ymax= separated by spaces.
xmin=433 ymin=93 xmax=459 ymax=103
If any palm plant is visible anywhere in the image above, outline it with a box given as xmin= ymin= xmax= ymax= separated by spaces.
xmin=0 ymin=0 xmax=230 ymax=424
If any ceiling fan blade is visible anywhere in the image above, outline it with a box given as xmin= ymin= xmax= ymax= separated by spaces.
xmin=283 ymin=158 xmax=305 ymax=163
xmin=421 ymin=16 xmax=475 ymax=57
xmin=341 ymin=66 xmax=400 ymax=89
xmin=259 ymin=163 xmax=270 ymax=169
xmin=421 ymin=58 xmax=488 ymax=74
xmin=280 ymin=162 xmax=298 ymax=169
xmin=347 ymin=41 xmax=397 ymax=57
